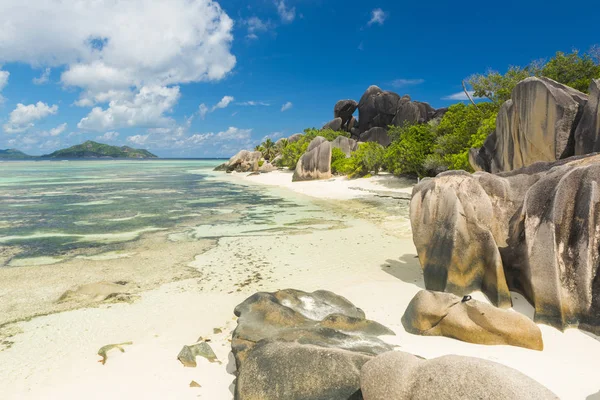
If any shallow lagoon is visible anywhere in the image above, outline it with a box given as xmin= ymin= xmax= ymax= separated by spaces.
xmin=0 ymin=160 xmax=335 ymax=267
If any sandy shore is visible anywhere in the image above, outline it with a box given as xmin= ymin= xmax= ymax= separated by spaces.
xmin=1 ymin=171 xmax=599 ymax=399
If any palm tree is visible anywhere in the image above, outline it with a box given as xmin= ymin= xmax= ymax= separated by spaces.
xmin=276 ymin=139 xmax=288 ymax=155
xmin=262 ymin=138 xmax=276 ymax=161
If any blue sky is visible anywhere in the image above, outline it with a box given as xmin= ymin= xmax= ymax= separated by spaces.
xmin=0 ymin=0 xmax=598 ymax=157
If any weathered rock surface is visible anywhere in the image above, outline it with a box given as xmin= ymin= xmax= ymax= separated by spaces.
xmin=358 ymin=86 xmax=400 ymax=133
xmin=470 ymin=77 xmax=588 ymax=173
xmin=177 ymin=341 xmax=218 ymax=367
xmin=236 ymin=341 xmax=369 ymax=400
xmin=574 ymin=79 xmax=600 ymax=155
xmin=214 ymin=150 xmax=262 ymax=173
xmin=258 ymin=161 xmax=277 ymax=173
xmin=360 ymin=351 xmax=558 ymax=400
xmin=402 ymin=290 xmax=543 ymax=350
xmin=392 ymin=95 xmax=435 ymax=127
xmin=292 ymin=136 xmax=332 ymax=181
xmin=287 ymin=133 xmax=303 ymax=143
xmin=359 ymin=127 xmax=391 ymax=147
xmin=57 ymin=281 xmax=130 ymax=303
xmin=410 ymin=153 xmax=600 ymax=333
xmin=232 ymin=289 xmax=395 ymax=399
xmin=334 ymin=100 xmax=359 ymax=131
xmin=332 ymin=135 xmax=358 ymax=156
xmin=323 ymin=117 xmax=344 ymax=132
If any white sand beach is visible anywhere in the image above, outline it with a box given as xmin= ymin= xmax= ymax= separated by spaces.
xmin=1 ymin=172 xmax=600 ymax=400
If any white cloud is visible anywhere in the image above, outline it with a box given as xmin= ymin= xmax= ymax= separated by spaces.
xmin=391 ymin=79 xmax=425 ymax=88
xmin=47 ymin=123 xmax=67 ymax=137
xmin=0 ymin=0 xmax=236 ymax=130
xmin=199 ymin=104 xmax=209 ymax=120
xmin=0 ymin=69 xmax=9 ymax=91
xmin=215 ymin=126 xmax=252 ymax=140
xmin=77 ymin=85 xmax=180 ymax=131
xmin=368 ymin=8 xmax=387 ymax=26
xmin=237 ymin=101 xmax=270 ymax=106
xmin=281 ymin=101 xmax=293 ymax=112
xmin=276 ymin=1 xmax=296 ymax=23
xmin=198 ymin=95 xmax=234 ymax=119
xmin=244 ymin=16 xmax=271 ymax=40
xmin=0 ymin=68 xmax=9 ymax=102
xmin=0 ymin=1 xmax=236 ymax=94
xmin=127 ymin=134 xmax=149 ymax=146
xmin=212 ymin=95 xmax=234 ymax=111
xmin=33 ymin=68 xmax=51 ymax=85
xmin=39 ymin=138 xmax=60 ymax=150
xmin=262 ymin=132 xmax=283 ymax=141
xmin=96 ymin=131 xmax=119 ymax=141
xmin=442 ymin=91 xmax=483 ymax=101
xmin=187 ymin=133 xmax=214 ymax=145
xmin=3 ymin=102 xmax=59 ymax=133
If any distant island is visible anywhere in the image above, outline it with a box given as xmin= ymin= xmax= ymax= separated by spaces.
xmin=43 ymin=141 xmax=157 ymax=159
xmin=0 ymin=149 xmax=35 ymax=160
xmin=0 ymin=141 xmax=157 ymax=160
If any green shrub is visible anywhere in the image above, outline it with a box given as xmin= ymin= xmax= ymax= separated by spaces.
xmin=346 ymin=142 xmax=385 ymax=178
xmin=330 ymin=147 xmax=348 ymax=174
xmin=384 ymin=124 xmax=436 ymax=178
xmin=433 ymin=103 xmax=497 ymax=171
xmin=258 ymin=160 xmax=265 ymax=167
xmin=280 ymin=140 xmax=308 ymax=169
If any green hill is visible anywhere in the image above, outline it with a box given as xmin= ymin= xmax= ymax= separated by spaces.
xmin=43 ymin=141 xmax=158 ymax=159
xmin=0 ymin=149 xmax=36 ymax=159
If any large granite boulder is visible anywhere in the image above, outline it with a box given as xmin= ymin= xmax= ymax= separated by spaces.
xmin=358 ymin=86 xmax=400 ymax=133
xmin=574 ymin=79 xmax=600 ymax=155
xmin=236 ymin=341 xmax=369 ymax=400
xmin=323 ymin=117 xmax=344 ymax=132
xmin=402 ymin=290 xmax=543 ymax=350
xmin=287 ymin=133 xmax=303 ymax=143
xmin=410 ymin=153 xmax=600 ymax=333
xmin=258 ymin=161 xmax=277 ymax=173
xmin=470 ymin=77 xmax=588 ymax=173
xmin=334 ymin=100 xmax=359 ymax=131
xmin=214 ymin=150 xmax=262 ymax=172
xmin=392 ymin=95 xmax=436 ymax=127
xmin=360 ymin=351 xmax=558 ymax=400
xmin=232 ymin=289 xmax=395 ymax=399
xmin=292 ymin=136 xmax=332 ymax=181
xmin=332 ymin=135 xmax=358 ymax=157
xmin=359 ymin=127 xmax=391 ymax=147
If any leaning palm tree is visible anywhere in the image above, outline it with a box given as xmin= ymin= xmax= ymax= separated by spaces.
xmin=262 ymin=138 xmax=276 ymax=161
xmin=276 ymin=138 xmax=288 ymax=155
xmin=254 ymin=144 xmax=264 ymax=153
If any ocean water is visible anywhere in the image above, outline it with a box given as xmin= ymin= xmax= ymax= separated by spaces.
xmin=0 ymin=160 xmax=341 ymax=267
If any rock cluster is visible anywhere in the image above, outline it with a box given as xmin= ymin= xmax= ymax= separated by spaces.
xmin=470 ymin=77 xmax=600 ymax=173
xmin=402 ymin=290 xmax=543 ymax=350
xmin=231 ymin=289 xmax=557 ymax=400
xmin=410 ymin=153 xmax=600 ymax=333
xmin=214 ymin=150 xmax=262 ymax=173
xmin=356 ymin=86 xmax=443 ymax=142
xmin=334 ymin=99 xmax=359 ymax=131
xmin=232 ymin=289 xmax=395 ymax=399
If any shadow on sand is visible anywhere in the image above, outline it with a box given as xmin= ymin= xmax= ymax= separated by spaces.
xmin=381 ymin=254 xmax=424 ymax=289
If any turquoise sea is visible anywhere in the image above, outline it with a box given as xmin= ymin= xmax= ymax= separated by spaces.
xmin=0 ymin=160 xmax=330 ymax=267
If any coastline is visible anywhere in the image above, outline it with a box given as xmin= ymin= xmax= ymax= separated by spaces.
xmin=0 ymin=171 xmax=599 ymax=399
